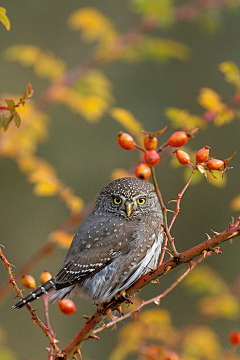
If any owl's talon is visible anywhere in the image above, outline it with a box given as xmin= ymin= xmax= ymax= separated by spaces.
xmin=115 ymin=305 xmax=123 ymax=316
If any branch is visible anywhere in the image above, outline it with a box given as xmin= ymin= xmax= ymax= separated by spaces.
xmin=0 ymin=245 xmax=61 ymax=356
xmin=56 ymin=219 xmax=240 ymax=359
xmin=93 ymin=251 xmax=211 ymax=335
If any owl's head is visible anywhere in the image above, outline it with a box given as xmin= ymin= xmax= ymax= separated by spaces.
xmin=94 ymin=177 xmax=162 ymax=219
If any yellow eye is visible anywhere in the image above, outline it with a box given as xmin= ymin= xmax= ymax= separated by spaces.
xmin=113 ymin=197 xmax=122 ymax=205
xmin=137 ymin=198 xmax=146 ymax=205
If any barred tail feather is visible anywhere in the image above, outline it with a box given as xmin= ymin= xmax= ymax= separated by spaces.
xmin=12 ymin=279 xmax=56 ymax=309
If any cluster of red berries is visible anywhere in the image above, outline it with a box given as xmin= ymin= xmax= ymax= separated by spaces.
xmin=117 ymin=129 xmax=193 ymax=180
xmin=117 ymin=129 xmax=234 ymax=179
xmin=21 ymin=272 xmax=76 ymax=315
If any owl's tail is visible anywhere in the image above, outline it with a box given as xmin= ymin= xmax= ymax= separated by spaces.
xmin=12 ymin=279 xmax=56 ymax=309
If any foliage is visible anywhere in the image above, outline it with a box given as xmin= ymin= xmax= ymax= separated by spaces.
xmin=0 ymin=1 xmax=240 ymax=360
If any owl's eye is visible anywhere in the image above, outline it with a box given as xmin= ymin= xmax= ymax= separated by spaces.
xmin=113 ymin=197 xmax=122 ymax=205
xmin=137 ymin=197 xmax=146 ymax=205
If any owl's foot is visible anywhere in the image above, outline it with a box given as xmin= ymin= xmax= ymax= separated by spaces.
xmin=120 ymin=291 xmax=135 ymax=305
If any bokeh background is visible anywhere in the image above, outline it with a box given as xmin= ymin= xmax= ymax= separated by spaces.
xmin=0 ymin=1 xmax=240 ymax=359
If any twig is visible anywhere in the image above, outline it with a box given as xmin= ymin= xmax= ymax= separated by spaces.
xmin=158 ymin=166 xmax=196 ymax=265
xmin=0 ymin=245 xmax=61 ymax=355
xmin=151 ymin=166 xmax=179 ymax=257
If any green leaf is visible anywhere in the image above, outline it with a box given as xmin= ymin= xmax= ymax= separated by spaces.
xmin=5 ymin=99 xmax=15 ymax=112
xmin=13 ymin=111 xmax=21 ymax=127
xmin=0 ymin=7 xmax=10 ymax=31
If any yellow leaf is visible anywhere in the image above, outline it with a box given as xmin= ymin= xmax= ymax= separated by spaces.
xmin=165 ymin=107 xmax=206 ymax=130
xmin=131 ymin=36 xmax=190 ymax=62
xmin=57 ymin=87 xmax=110 ymax=122
xmin=219 ymin=61 xmax=240 ymax=89
xmin=183 ymin=265 xmax=227 ymax=295
xmin=33 ymin=179 xmax=59 ymax=196
xmin=199 ymin=293 xmax=239 ymax=320
xmin=214 ymin=106 xmax=235 ymax=126
xmin=206 ymin=170 xmax=227 ymax=188
xmin=198 ymin=88 xmax=224 ymax=112
xmin=230 ymin=194 xmax=240 ymax=211
xmin=68 ymin=7 xmax=118 ymax=46
xmin=66 ymin=195 xmax=84 ymax=213
xmin=0 ymin=7 xmax=10 ymax=31
xmin=182 ymin=326 xmax=222 ymax=360
xmin=50 ymin=230 xmax=74 ymax=249
xmin=132 ymin=0 xmax=174 ymax=27
xmin=5 ymin=45 xmax=66 ymax=81
xmin=110 ymin=107 xmax=143 ymax=141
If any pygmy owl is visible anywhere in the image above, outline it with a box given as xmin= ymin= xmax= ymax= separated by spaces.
xmin=13 ymin=177 xmax=163 ymax=309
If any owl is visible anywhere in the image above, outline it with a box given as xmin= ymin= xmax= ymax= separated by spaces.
xmin=13 ymin=177 xmax=163 ymax=309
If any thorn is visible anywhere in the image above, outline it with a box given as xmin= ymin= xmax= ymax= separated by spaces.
xmin=145 ymin=266 xmax=157 ymax=272
xmin=165 ymin=248 xmax=173 ymax=257
xmin=72 ymin=354 xmax=77 ymax=360
xmin=201 ymin=250 xmax=208 ymax=258
xmin=80 ymin=315 xmax=92 ymax=322
xmin=89 ymin=334 xmax=100 ymax=340
xmin=210 ymin=229 xmax=221 ymax=237
xmin=74 ymin=348 xmax=82 ymax=360
xmin=132 ymin=311 xmax=138 ymax=321
xmin=168 ymin=199 xmax=177 ymax=204
xmin=155 ymin=278 xmax=160 ymax=286
xmin=205 ymin=233 xmax=211 ymax=240
xmin=115 ymin=305 xmax=122 ymax=317
xmin=163 ymin=265 xmax=172 ymax=275
xmin=188 ymin=260 xmax=193 ymax=270
xmin=166 ymin=209 xmax=175 ymax=214
xmin=0 ymin=244 xmax=5 ymax=248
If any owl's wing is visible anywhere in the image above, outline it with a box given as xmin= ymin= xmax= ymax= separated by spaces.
xmin=54 ymin=214 xmax=138 ymax=286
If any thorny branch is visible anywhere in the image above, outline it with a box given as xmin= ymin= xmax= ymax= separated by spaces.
xmin=0 ymin=245 xmax=62 ymax=356
xmin=2 ymin=221 xmax=240 ymax=359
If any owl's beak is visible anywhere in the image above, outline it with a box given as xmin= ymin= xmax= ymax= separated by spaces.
xmin=125 ymin=202 xmax=134 ymax=217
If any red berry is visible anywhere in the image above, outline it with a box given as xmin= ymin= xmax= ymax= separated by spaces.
xmin=175 ymin=149 xmax=191 ymax=165
xmin=143 ymin=134 xmax=158 ymax=151
xmin=40 ymin=271 xmax=52 ymax=284
xmin=207 ymin=159 xmax=224 ymax=170
xmin=196 ymin=146 xmax=210 ymax=163
xmin=135 ymin=163 xmax=151 ymax=180
xmin=21 ymin=274 xmax=36 ymax=289
xmin=117 ymin=132 xmax=135 ymax=150
xmin=167 ymin=131 xmax=188 ymax=147
xmin=144 ymin=150 xmax=160 ymax=166
xmin=58 ymin=299 xmax=76 ymax=315
xmin=229 ymin=330 xmax=240 ymax=345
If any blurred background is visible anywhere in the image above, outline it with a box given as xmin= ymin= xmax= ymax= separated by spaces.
xmin=0 ymin=1 xmax=240 ymax=359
